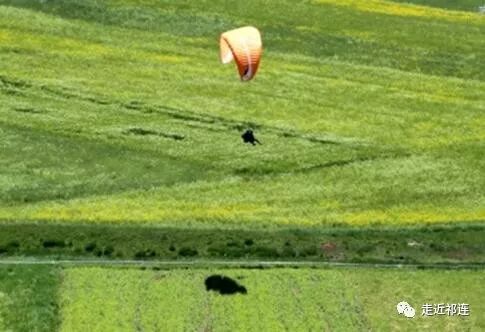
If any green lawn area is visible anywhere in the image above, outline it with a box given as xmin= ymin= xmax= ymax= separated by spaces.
xmin=58 ymin=266 xmax=485 ymax=331
xmin=0 ymin=0 xmax=483 ymax=228
xmin=0 ymin=265 xmax=483 ymax=331
xmin=0 ymin=265 xmax=60 ymax=332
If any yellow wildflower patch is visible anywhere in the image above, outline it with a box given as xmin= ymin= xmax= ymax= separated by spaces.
xmin=315 ymin=0 xmax=484 ymax=24
xmin=0 ymin=29 xmax=12 ymax=42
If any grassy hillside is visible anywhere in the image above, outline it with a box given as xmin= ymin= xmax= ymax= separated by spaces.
xmin=0 ymin=1 xmax=484 ymax=330
xmin=392 ymin=0 xmax=485 ymax=11
xmin=0 ymin=0 xmax=484 ymax=228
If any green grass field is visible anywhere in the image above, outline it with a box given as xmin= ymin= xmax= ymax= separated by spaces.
xmin=2 ymin=265 xmax=484 ymax=332
xmin=58 ymin=267 xmax=485 ymax=331
xmin=0 ymin=265 xmax=59 ymax=331
xmin=0 ymin=0 xmax=484 ymax=330
xmin=1 ymin=0 xmax=484 ymax=228
xmin=392 ymin=0 xmax=485 ymax=11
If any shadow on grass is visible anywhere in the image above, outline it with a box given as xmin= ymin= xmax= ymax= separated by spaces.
xmin=205 ymin=275 xmax=247 ymax=295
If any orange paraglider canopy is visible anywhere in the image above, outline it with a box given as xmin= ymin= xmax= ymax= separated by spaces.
xmin=220 ymin=26 xmax=262 ymax=81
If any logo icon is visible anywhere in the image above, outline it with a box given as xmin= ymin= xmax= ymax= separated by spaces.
xmin=397 ymin=301 xmax=416 ymax=318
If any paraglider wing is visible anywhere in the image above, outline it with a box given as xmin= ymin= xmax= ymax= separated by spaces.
xmin=220 ymin=26 xmax=262 ymax=81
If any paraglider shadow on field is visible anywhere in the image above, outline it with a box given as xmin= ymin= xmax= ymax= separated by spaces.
xmin=205 ymin=275 xmax=247 ymax=295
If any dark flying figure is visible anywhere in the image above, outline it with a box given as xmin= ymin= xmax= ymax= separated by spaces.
xmin=241 ymin=129 xmax=261 ymax=145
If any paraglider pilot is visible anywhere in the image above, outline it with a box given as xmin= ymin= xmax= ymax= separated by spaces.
xmin=241 ymin=129 xmax=261 ymax=145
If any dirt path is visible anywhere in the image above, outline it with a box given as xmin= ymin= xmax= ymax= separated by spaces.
xmin=0 ymin=258 xmax=483 ymax=269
